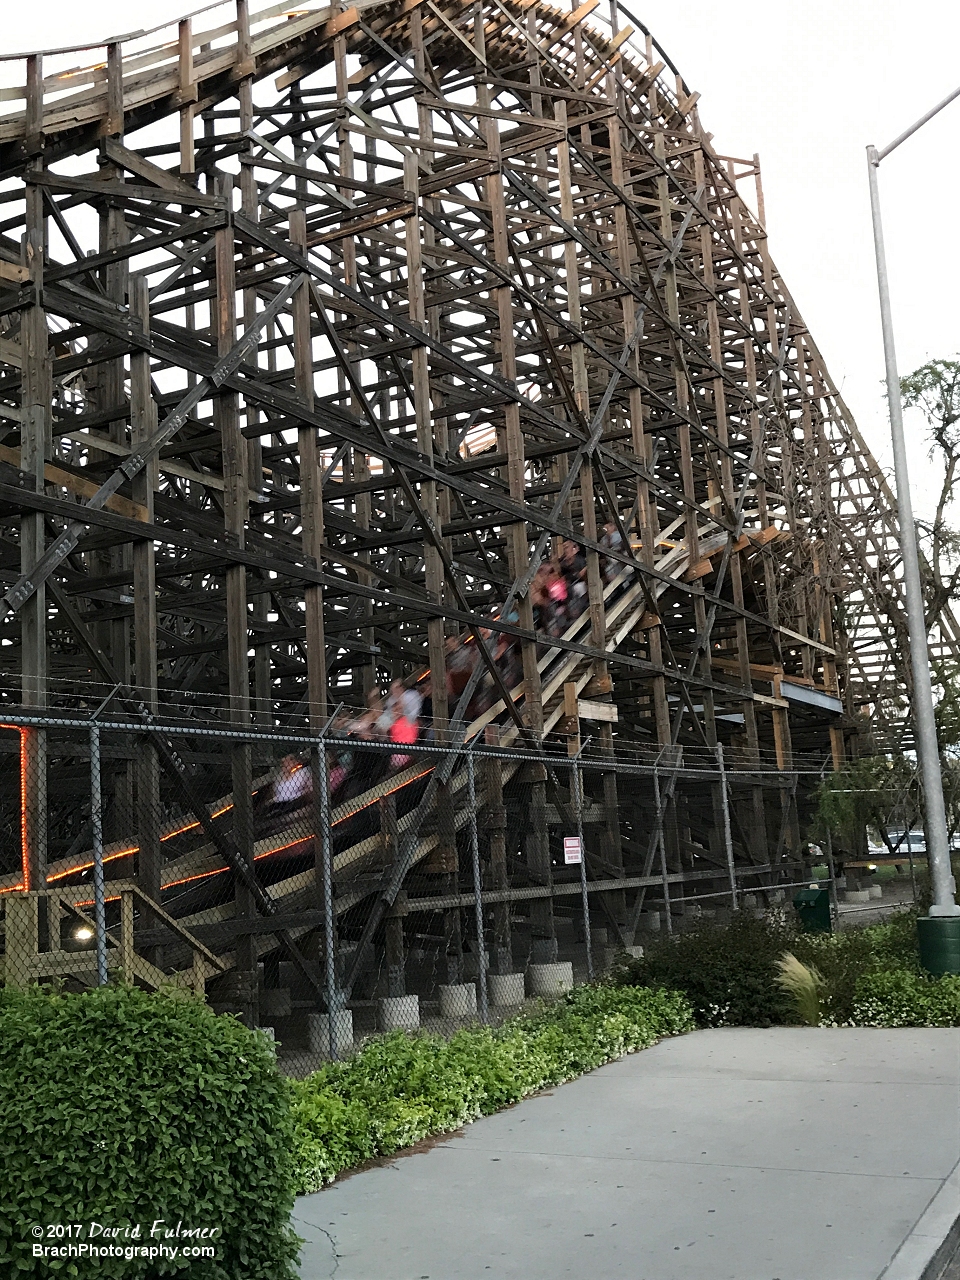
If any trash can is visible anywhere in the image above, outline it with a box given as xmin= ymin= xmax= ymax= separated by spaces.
xmin=917 ymin=916 xmax=960 ymax=975
xmin=793 ymin=885 xmax=832 ymax=933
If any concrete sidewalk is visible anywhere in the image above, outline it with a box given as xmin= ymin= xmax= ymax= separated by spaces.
xmin=294 ymin=1028 xmax=960 ymax=1280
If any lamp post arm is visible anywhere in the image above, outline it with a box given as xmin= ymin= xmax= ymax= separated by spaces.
xmin=878 ymin=84 xmax=960 ymax=161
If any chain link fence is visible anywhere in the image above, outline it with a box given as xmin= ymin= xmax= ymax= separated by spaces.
xmin=0 ymin=711 xmax=889 ymax=1075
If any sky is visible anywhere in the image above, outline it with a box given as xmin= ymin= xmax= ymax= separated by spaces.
xmin=3 ymin=0 xmax=960 ymax=518
xmin=647 ymin=0 xmax=960 ymax=520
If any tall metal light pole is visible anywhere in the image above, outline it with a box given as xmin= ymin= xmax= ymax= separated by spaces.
xmin=867 ymin=86 xmax=960 ymax=961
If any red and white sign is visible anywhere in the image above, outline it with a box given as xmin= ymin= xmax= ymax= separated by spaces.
xmin=563 ymin=836 xmax=582 ymax=865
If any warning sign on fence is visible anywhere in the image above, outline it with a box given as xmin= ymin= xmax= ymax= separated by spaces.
xmin=563 ymin=836 xmax=582 ymax=865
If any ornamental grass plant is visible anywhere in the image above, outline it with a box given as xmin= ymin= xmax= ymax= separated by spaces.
xmin=775 ymin=953 xmax=825 ymax=1027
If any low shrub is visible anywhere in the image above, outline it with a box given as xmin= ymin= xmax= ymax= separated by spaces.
xmin=0 ymin=985 xmax=300 ymax=1279
xmin=611 ymin=913 xmax=799 ymax=1027
xmin=291 ymin=983 xmax=693 ymax=1192
xmin=613 ymin=908 xmax=923 ymax=1028
xmin=852 ymin=970 xmax=960 ymax=1026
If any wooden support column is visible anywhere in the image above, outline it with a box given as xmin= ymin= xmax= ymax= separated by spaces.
xmin=178 ymin=19 xmax=197 ymax=175
xmin=561 ymin=97 xmax=626 ymax=930
xmin=610 ymin=67 xmax=666 ymax=754
xmin=712 ymin=169 xmax=766 ymax=864
xmin=291 ymin=207 xmax=335 ymax=1008
xmin=101 ymin=76 xmax=134 ymax=839
xmin=484 ymin=728 xmax=512 ymax=975
xmin=525 ymin=760 xmax=555 ymax=963
xmin=693 ymin=146 xmax=734 ymax=881
xmin=428 ymin=768 xmax=461 ymax=982
xmin=335 ymin=30 xmax=375 ymax=700
xmin=21 ymin=54 xmax=48 ymax=888
xmin=696 ymin=154 xmax=762 ymax=865
xmin=380 ymin=795 xmax=406 ymax=996
xmin=404 ymin=153 xmax=446 ymax=736
xmin=739 ymin=181 xmax=781 ymax=861
xmin=291 ymin=211 xmax=327 ymax=725
xmin=627 ymin=95 xmax=670 ymax=747
xmin=580 ymin=459 xmax=625 ymax=922
xmin=384 ymin=899 xmax=407 ymax=999
xmin=235 ymin=23 xmax=271 ymax=726
xmin=405 ymin=138 xmax=457 ymax=948
xmin=131 ymin=278 xmax=161 ymax=918
xmin=217 ymin=175 xmax=256 ymax=1024
xmin=797 ymin=337 xmax=847 ymax=770
xmin=480 ymin=30 xmax=543 ymax=733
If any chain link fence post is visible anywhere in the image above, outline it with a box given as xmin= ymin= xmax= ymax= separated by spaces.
xmin=89 ymin=723 xmax=108 ymax=988
xmin=653 ymin=760 xmax=672 ymax=935
xmin=316 ymin=734 xmax=340 ymax=1060
xmin=824 ymin=824 xmax=840 ymax=927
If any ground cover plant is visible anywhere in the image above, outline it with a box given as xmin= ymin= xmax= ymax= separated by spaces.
xmin=291 ymin=983 xmax=694 ymax=1192
xmin=852 ymin=970 xmax=960 ymax=1026
xmin=0 ymin=985 xmax=300 ymax=1279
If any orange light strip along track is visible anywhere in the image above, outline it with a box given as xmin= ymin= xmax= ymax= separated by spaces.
xmin=43 ymin=802 xmax=236 ymax=885
xmin=4 ymin=748 xmax=432 ymax=901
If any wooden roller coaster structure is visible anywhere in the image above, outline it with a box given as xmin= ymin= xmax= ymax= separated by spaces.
xmin=0 ymin=0 xmax=952 ymax=1018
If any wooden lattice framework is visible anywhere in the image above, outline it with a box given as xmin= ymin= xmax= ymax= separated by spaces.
xmin=0 ymin=0 xmax=951 ymax=958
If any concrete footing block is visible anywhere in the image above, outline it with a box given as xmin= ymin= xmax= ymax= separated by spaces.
xmin=308 ymin=1010 xmax=355 ymax=1056
xmin=845 ymin=889 xmax=871 ymax=904
xmin=603 ymin=943 xmax=644 ymax=970
xmin=869 ymin=885 xmax=883 ymax=900
xmin=637 ymin=911 xmax=661 ymax=933
xmin=528 ymin=961 xmax=574 ymax=996
xmin=488 ymin=972 xmax=525 ymax=1006
xmin=378 ymin=995 xmax=420 ymax=1031
xmin=438 ymin=982 xmax=477 ymax=1019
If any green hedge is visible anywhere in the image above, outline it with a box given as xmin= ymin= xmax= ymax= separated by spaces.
xmin=0 ymin=986 xmax=300 ymax=1279
xmin=292 ymin=983 xmax=694 ymax=1193
xmin=610 ymin=914 xmax=797 ymax=1027
xmin=612 ymin=910 xmax=922 ymax=1027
